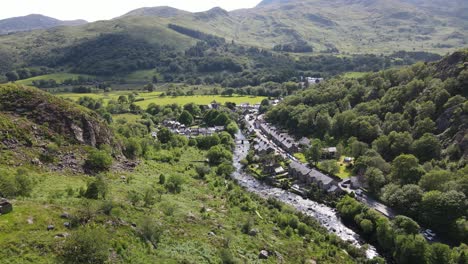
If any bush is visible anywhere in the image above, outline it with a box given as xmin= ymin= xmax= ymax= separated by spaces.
xmin=165 ymin=175 xmax=184 ymax=194
xmin=216 ymin=162 xmax=235 ymax=178
xmin=85 ymin=149 xmax=113 ymax=172
xmin=0 ymin=168 xmax=35 ymax=198
xmin=195 ymin=165 xmax=211 ymax=179
xmin=137 ymin=217 xmax=163 ymax=248
xmin=83 ymin=176 xmax=108 ymax=200
xmin=60 ymin=226 xmax=110 ymax=264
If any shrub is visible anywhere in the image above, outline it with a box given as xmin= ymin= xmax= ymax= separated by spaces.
xmin=60 ymin=226 xmax=110 ymax=264
xmin=137 ymin=217 xmax=163 ymax=248
xmin=165 ymin=175 xmax=184 ymax=194
xmin=85 ymin=149 xmax=113 ymax=172
xmin=195 ymin=165 xmax=211 ymax=179
xmin=83 ymin=176 xmax=108 ymax=200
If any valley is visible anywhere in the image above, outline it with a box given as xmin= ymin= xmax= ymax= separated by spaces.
xmin=0 ymin=0 xmax=467 ymax=263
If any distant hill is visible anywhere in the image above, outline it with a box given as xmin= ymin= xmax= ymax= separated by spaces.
xmin=0 ymin=0 xmax=466 ymax=77
xmin=121 ymin=6 xmax=189 ymax=18
xmin=0 ymin=14 xmax=87 ymax=35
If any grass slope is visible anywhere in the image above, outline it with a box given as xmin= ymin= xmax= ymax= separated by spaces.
xmin=0 ymin=147 xmax=357 ymax=263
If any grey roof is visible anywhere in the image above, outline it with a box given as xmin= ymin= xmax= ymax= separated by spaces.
xmin=309 ymin=170 xmax=334 ymax=186
xmin=299 ymin=137 xmax=311 ymax=146
xmin=289 ymin=161 xmax=311 ymax=175
xmin=327 ymin=185 xmax=339 ymax=193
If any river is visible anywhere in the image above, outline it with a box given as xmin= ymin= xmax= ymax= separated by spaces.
xmin=232 ymin=131 xmax=379 ymax=259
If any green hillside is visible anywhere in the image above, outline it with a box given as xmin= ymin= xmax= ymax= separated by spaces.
xmin=0 ymin=83 xmax=369 ymax=263
xmin=0 ymin=14 xmax=87 ymax=35
xmin=265 ymin=50 xmax=468 ymax=248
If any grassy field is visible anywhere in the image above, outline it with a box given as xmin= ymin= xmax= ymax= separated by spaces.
xmin=342 ymin=72 xmax=368 ymax=79
xmin=59 ymin=91 xmax=267 ymax=107
xmin=336 ymin=156 xmax=353 ymax=179
xmin=16 ymin=73 xmax=96 ymax=85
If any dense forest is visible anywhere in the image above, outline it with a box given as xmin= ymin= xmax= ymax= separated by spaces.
xmin=266 ymin=50 xmax=468 ymax=244
xmin=3 ymin=29 xmax=443 ymax=87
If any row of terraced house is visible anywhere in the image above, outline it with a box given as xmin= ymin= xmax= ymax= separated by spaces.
xmin=254 ymin=119 xmax=340 ymax=193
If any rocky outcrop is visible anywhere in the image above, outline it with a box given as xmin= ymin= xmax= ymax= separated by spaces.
xmin=0 ymin=84 xmax=116 ymax=148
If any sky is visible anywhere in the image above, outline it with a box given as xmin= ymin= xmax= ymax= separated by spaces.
xmin=1 ymin=0 xmax=263 ymax=22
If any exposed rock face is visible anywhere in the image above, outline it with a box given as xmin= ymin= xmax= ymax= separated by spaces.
xmin=0 ymin=84 xmax=116 ymax=148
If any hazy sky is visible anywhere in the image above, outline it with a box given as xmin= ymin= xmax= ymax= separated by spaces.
xmin=1 ymin=0 xmax=263 ymax=21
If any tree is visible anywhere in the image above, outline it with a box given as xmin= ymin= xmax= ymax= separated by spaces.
xmin=84 ymin=176 xmax=108 ymax=200
xmin=306 ymin=139 xmax=322 ymax=166
xmin=421 ymin=190 xmax=466 ymax=229
xmin=178 ymin=110 xmax=194 ymax=126
xmin=216 ymin=162 xmax=235 ymax=177
xmin=60 ymin=226 xmax=110 ymax=264
xmin=144 ymin=83 xmax=155 ymax=92
xmin=428 ymin=243 xmax=452 ymax=264
xmin=392 ymin=216 xmax=420 ymax=235
xmin=412 ymin=118 xmax=435 ymax=139
xmin=365 ymin=167 xmax=386 ymax=195
xmin=320 ymin=160 xmax=339 ymax=175
xmin=411 ymin=133 xmax=441 ymax=162
xmin=157 ymin=127 xmax=173 ymax=144
xmin=124 ymin=138 xmax=142 ymax=159
xmin=196 ymin=165 xmax=211 ymax=179
xmin=165 ymin=174 xmax=184 ymax=194
xmin=351 ymin=140 xmax=369 ymax=159
xmin=382 ymin=184 xmax=423 ymax=215
xmin=418 ymin=170 xmax=453 ymax=191
xmin=207 ymin=145 xmax=233 ymax=165
xmin=388 ymin=131 xmax=413 ymax=159
xmin=118 ymin=95 xmax=128 ymax=104
xmin=159 ymin=174 xmax=166 ymax=185
xmin=85 ymin=149 xmax=113 ymax=172
xmin=137 ymin=217 xmax=163 ymax=248
xmin=183 ymin=103 xmax=202 ymax=116
xmin=5 ymin=71 xmax=19 ymax=82
xmin=391 ymin=154 xmax=424 ymax=184
xmin=360 ymin=219 xmax=374 ymax=234
xmin=225 ymin=122 xmax=239 ymax=136
xmin=315 ymin=112 xmax=331 ymax=137
xmin=143 ymin=187 xmax=157 ymax=208
xmin=394 ymin=234 xmax=428 ymax=264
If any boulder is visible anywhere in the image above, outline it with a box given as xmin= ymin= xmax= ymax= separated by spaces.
xmin=248 ymin=228 xmax=259 ymax=236
xmin=60 ymin=212 xmax=70 ymax=219
xmin=259 ymin=250 xmax=269 ymax=259
xmin=47 ymin=225 xmax=55 ymax=231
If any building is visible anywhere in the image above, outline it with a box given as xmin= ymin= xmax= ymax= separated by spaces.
xmin=289 ymin=161 xmax=312 ymax=182
xmin=253 ymin=139 xmax=275 ymax=155
xmin=306 ymin=77 xmax=324 ymax=85
xmin=0 ymin=199 xmax=12 ymax=215
xmin=260 ymin=123 xmax=299 ymax=153
xmin=298 ymin=137 xmax=311 ymax=148
xmin=308 ymin=170 xmax=334 ymax=189
xmin=288 ymin=161 xmax=338 ymax=192
xmin=322 ymin=147 xmax=338 ymax=159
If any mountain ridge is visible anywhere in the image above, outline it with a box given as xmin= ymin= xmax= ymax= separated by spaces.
xmin=0 ymin=14 xmax=87 ymax=35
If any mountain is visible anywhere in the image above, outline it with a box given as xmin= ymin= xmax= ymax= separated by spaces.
xmin=121 ymin=6 xmax=190 ymax=18
xmin=0 ymin=0 xmax=466 ymax=78
xmin=0 ymin=14 xmax=87 ymax=35
xmin=119 ymin=0 xmax=467 ymax=54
